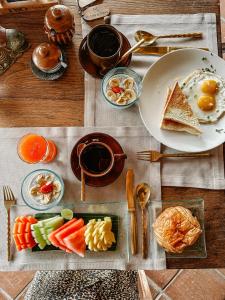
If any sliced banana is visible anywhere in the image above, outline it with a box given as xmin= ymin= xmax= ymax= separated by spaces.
xmin=53 ymin=181 xmax=61 ymax=192
xmin=116 ymin=95 xmax=128 ymax=105
xmin=123 ymin=77 xmax=134 ymax=89
xmin=106 ymin=90 xmax=118 ymax=102
xmin=36 ymin=174 xmax=46 ymax=186
xmin=30 ymin=186 xmax=39 ymax=196
xmin=108 ymin=77 xmax=120 ymax=88
xmin=123 ymin=89 xmax=136 ymax=101
xmin=42 ymin=193 xmax=52 ymax=204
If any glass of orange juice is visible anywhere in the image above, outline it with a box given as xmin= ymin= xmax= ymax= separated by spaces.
xmin=17 ymin=133 xmax=57 ymax=164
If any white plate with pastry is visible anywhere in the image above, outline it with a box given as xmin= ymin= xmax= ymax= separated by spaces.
xmin=139 ymin=48 xmax=225 ymax=152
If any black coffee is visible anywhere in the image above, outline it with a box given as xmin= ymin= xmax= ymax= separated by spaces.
xmin=89 ymin=29 xmax=120 ymax=57
xmin=81 ymin=144 xmax=112 ymax=174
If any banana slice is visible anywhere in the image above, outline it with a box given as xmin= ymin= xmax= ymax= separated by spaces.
xmin=108 ymin=77 xmax=120 ymax=88
xmin=123 ymin=89 xmax=136 ymax=101
xmin=106 ymin=90 xmax=118 ymax=102
xmin=30 ymin=186 xmax=39 ymax=196
xmin=53 ymin=181 xmax=61 ymax=193
xmin=42 ymin=193 xmax=52 ymax=204
xmin=116 ymin=95 xmax=128 ymax=105
xmin=123 ymin=77 xmax=134 ymax=89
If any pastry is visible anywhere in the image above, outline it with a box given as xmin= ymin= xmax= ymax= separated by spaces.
xmin=153 ymin=206 xmax=202 ymax=253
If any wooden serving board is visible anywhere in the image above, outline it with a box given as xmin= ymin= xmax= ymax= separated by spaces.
xmin=32 ymin=212 xmax=119 ymax=252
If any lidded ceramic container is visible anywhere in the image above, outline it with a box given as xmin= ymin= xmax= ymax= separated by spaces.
xmin=32 ymin=42 xmax=62 ymax=73
xmin=44 ymin=4 xmax=75 ymax=45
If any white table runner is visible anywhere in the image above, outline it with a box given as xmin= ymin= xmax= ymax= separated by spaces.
xmin=82 ymin=13 xmax=225 ymax=190
xmin=0 ymin=126 xmax=165 ymax=270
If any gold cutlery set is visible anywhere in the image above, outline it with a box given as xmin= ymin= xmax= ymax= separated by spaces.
xmin=126 ymin=170 xmax=150 ymax=259
xmin=120 ymin=29 xmax=206 ymax=59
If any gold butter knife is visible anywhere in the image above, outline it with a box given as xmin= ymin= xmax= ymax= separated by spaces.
xmin=134 ymin=46 xmax=209 ymax=56
xmin=126 ymin=169 xmax=138 ymax=255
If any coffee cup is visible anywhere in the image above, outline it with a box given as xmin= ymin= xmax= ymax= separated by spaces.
xmin=86 ymin=24 xmax=123 ymax=75
xmin=77 ymin=141 xmax=127 ymax=178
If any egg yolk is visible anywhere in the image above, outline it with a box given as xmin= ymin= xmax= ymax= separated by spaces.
xmin=197 ymin=95 xmax=215 ymax=111
xmin=201 ymin=80 xmax=218 ymax=94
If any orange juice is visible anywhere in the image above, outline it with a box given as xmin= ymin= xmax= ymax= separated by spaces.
xmin=18 ymin=134 xmax=57 ymax=164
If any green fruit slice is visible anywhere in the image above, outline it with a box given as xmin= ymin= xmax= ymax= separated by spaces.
xmin=61 ymin=208 xmax=73 ymax=220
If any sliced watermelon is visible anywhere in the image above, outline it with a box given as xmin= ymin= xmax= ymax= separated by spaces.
xmin=48 ymin=218 xmax=77 ymax=249
xmin=54 ymin=219 xmax=84 ymax=251
xmin=63 ymin=226 xmax=86 ymax=257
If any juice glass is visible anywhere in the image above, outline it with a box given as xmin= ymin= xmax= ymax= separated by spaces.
xmin=17 ymin=133 xmax=57 ymax=164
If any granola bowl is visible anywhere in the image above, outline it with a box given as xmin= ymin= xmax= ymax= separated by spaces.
xmin=21 ymin=169 xmax=64 ymax=211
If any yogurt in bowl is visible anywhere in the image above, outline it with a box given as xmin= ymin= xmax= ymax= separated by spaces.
xmin=102 ymin=67 xmax=142 ymax=109
xmin=21 ymin=169 xmax=64 ymax=211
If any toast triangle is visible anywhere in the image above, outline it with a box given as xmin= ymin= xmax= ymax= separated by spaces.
xmin=161 ymin=82 xmax=202 ymax=135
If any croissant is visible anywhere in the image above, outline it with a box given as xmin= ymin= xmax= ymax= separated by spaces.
xmin=153 ymin=206 xmax=202 ymax=253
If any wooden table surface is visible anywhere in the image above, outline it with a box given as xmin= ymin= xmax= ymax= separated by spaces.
xmin=1 ymin=0 xmax=225 ymax=269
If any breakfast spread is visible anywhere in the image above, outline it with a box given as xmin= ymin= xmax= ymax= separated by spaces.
xmin=29 ymin=172 xmax=62 ymax=205
xmin=105 ymin=75 xmax=137 ymax=105
xmin=153 ymin=206 xmax=202 ymax=253
xmin=161 ymin=82 xmax=202 ymax=135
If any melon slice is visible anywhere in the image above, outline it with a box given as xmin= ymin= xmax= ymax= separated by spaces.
xmin=63 ymin=226 xmax=86 ymax=257
xmin=48 ymin=218 xmax=77 ymax=251
xmin=54 ymin=218 xmax=84 ymax=251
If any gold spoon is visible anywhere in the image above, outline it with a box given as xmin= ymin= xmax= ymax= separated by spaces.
xmin=115 ymin=37 xmax=146 ymax=66
xmin=135 ymin=30 xmax=203 ymax=46
xmin=136 ymin=183 xmax=151 ymax=259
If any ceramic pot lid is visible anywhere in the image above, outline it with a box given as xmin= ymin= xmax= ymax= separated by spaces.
xmin=32 ymin=42 xmax=61 ymax=71
xmin=45 ymin=5 xmax=74 ymax=33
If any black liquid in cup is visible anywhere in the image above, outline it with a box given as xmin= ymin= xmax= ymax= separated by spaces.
xmin=89 ymin=28 xmax=120 ymax=57
xmin=81 ymin=144 xmax=112 ymax=174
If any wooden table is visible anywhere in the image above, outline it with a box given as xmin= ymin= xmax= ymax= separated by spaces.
xmin=1 ymin=0 xmax=224 ymax=269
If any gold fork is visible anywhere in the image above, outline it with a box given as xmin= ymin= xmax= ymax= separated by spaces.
xmin=136 ymin=150 xmax=210 ymax=162
xmin=3 ymin=186 xmax=16 ymax=261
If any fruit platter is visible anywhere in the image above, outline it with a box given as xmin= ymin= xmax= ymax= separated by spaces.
xmin=9 ymin=203 xmax=128 ymax=265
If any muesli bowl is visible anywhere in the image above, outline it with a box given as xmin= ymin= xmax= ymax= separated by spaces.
xmin=21 ymin=169 xmax=64 ymax=211
xmin=101 ymin=67 xmax=142 ymax=109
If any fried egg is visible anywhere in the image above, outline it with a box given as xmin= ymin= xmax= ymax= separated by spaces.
xmin=180 ymin=70 xmax=225 ymax=123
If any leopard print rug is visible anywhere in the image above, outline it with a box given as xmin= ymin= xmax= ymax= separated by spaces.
xmin=25 ymin=270 xmax=139 ymax=300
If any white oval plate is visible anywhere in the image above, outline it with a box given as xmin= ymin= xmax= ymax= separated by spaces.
xmin=139 ymin=48 xmax=225 ymax=152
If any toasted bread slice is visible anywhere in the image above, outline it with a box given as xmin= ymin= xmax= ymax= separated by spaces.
xmin=161 ymin=82 xmax=202 ymax=135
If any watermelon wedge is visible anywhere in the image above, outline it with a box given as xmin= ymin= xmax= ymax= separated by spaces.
xmin=48 ymin=218 xmax=77 ymax=252
xmin=63 ymin=226 xmax=86 ymax=257
xmin=54 ymin=218 xmax=84 ymax=251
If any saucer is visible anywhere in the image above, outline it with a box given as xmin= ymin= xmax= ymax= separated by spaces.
xmin=70 ymin=132 xmax=126 ymax=187
xmin=31 ymin=48 xmax=68 ymax=81
xmin=79 ymin=32 xmax=132 ymax=79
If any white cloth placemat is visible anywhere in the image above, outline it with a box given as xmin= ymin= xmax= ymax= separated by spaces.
xmin=0 ymin=126 xmax=165 ymax=270
xmin=82 ymin=13 xmax=225 ymax=190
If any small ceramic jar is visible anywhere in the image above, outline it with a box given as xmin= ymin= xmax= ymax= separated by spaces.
xmin=32 ymin=42 xmax=63 ymax=73
xmin=44 ymin=4 xmax=75 ymax=45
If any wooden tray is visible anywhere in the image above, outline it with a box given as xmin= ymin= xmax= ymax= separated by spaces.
xmin=0 ymin=0 xmax=58 ymax=15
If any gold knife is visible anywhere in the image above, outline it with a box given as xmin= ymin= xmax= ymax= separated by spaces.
xmin=134 ymin=46 xmax=209 ymax=56
xmin=126 ymin=169 xmax=137 ymax=255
